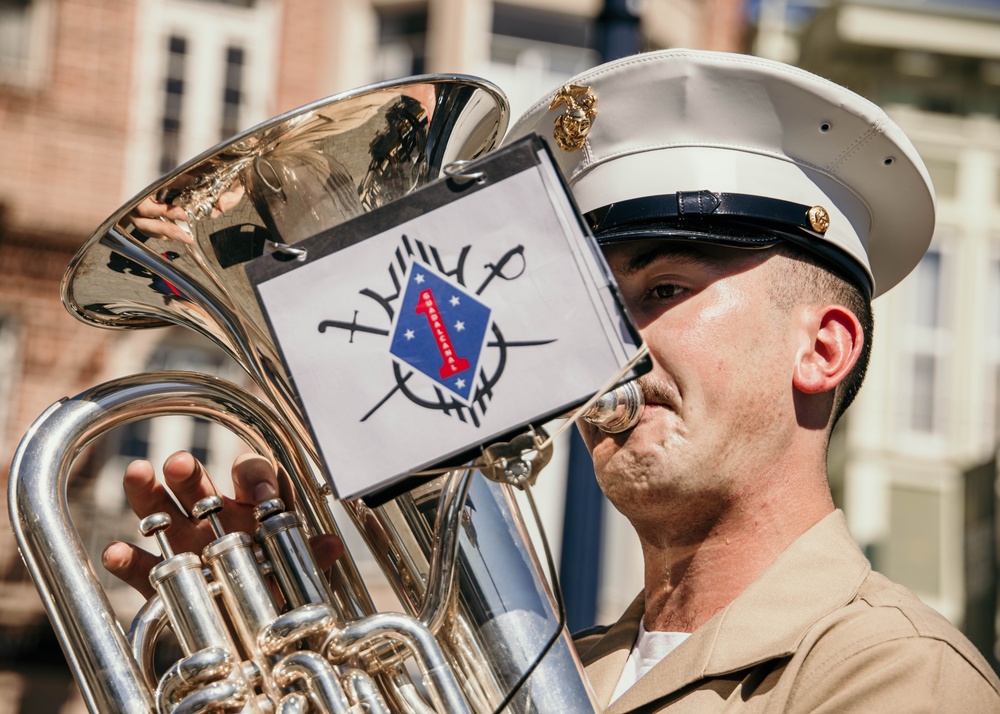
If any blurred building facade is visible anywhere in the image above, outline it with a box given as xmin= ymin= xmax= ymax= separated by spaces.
xmin=793 ymin=0 xmax=1000 ymax=671
xmin=0 ymin=0 xmax=997 ymax=709
xmin=0 ymin=0 xmax=742 ymax=708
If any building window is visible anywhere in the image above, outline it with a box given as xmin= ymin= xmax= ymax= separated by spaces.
xmin=375 ymin=5 xmax=428 ymax=79
xmin=989 ymin=250 xmax=1000 ymax=441
xmin=485 ymin=4 xmax=599 ymax=119
xmin=911 ymin=353 xmax=937 ymax=433
xmin=905 ymin=246 xmax=950 ymax=435
xmin=0 ymin=0 xmax=32 ymax=73
xmin=220 ymin=45 xmax=245 ymax=139
xmin=492 ymin=3 xmax=592 ymax=57
xmin=0 ymin=0 xmax=50 ymax=87
xmin=118 ymin=418 xmax=151 ymax=461
xmin=914 ymin=249 xmax=942 ymax=328
xmin=125 ymin=0 xmax=279 ymax=191
xmin=0 ymin=315 xmax=19 ymax=455
xmin=160 ymin=34 xmax=188 ymax=173
xmin=924 ymin=158 xmax=959 ymax=200
xmin=884 ymin=485 xmax=941 ymax=597
xmin=190 ymin=417 xmax=213 ymax=465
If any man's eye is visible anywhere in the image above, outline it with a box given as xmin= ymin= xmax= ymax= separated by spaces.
xmin=649 ymin=284 xmax=683 ymax=300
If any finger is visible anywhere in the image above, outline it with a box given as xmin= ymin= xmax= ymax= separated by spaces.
xmin=131 ymin=216 xmax=194 ymax=244
xmin=161 ymin=205 xmax=189 ymax=221
xmin=102 ymin=541 xmax=159 ymax=599
xmin=309 ymin=534 xmax=344 ymax=571
xmin=123 ymin=459 xmax=185 ymax=521
xmin=134 ymin=198 xmax=192 ymax=226
xmin=124 ymin=458 xmax=218 ymax=556
xmin=162 ymin=451 xmax=217 ymax=513
xmin=231 ymin=453 xmax=280 ymax=506
xmin=138 ymin=196 xmax=186 ymax=217
xmin=135 ymin=197 xmax=171 ymax=218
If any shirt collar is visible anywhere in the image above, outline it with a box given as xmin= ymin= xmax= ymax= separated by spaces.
xmin=703 ymin=509 xmax=871 ymax=674
xmin=583 ymin=510 xmax=871 ymax=712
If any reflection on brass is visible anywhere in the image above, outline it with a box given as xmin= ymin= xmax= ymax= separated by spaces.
xmin=549 ymin=84 xmax=597 ymax=152
xmin=808 ymin=205 xmax=831 ymax=233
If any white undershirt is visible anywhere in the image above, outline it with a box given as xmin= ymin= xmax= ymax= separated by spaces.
xmin=610 ymin=620 xmax=691 ymax=703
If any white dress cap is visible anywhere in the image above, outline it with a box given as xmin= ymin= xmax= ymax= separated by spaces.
xmin=503 ymin=49 xmax=936 ymax=298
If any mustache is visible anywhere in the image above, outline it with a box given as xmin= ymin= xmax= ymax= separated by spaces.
xmin=635 ymin=374 xmax=678 ymax=407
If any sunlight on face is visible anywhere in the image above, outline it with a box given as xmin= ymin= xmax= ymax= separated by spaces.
xmin=587 ymin=241 xmax=799 ymax=527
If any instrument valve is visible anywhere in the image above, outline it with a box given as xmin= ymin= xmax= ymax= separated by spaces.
xmin=254 ymin=498 xmax=286 ymax=523
xmin=139 ymin=512 xmax=175 ymax=559
xmin=192 ymin=495 xmax=227 ymax=539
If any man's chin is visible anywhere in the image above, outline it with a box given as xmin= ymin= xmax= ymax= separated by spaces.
xmin=588 ymin=430 xmax=647 ymax=478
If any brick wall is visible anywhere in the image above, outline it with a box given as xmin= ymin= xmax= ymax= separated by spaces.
xmin=274 ymin=0 xmax=333 ymax=112
xmin=0 ymin=235 xmax=115 ymax=466
xmin=0 ymin=0 xmax=136 ymax=510
xmin=0 ymin=0 xmax=136 ymax=239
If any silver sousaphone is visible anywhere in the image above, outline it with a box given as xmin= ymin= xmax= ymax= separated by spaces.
xmin=10 ymin=74 xmax=639 ymax=713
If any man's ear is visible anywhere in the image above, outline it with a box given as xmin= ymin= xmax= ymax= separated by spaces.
xmin=792 ymin=305 xmax=863 ymax=395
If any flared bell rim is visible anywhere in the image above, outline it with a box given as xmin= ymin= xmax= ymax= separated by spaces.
xmin=60 ymin=73 xmax=510 ymax=331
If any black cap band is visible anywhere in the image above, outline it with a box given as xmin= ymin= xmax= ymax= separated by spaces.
xmin=585 ymin=191 xmax=825 ymax=237
xmin=585 ymin=191 xmax=873 ymax=298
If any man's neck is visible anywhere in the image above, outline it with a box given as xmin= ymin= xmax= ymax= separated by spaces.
xmin=636 ymin=481 xmax=834 ymax=633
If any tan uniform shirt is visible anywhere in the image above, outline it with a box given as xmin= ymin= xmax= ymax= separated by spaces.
xmin=575 ymin=511 xmax=1000 ymax=713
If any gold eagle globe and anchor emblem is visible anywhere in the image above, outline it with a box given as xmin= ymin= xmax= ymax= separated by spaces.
xmin=549 ymin=84 xmax=598 ymax=152
xmin=808 ymin=205 xmax=831 ymax=233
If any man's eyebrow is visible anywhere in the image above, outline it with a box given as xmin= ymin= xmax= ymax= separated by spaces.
xmin=618 ymin=245 xmax=718 ymax=277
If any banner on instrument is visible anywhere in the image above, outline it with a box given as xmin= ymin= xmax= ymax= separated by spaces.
xmin=248 ymin=135 xmax=646 ymax=499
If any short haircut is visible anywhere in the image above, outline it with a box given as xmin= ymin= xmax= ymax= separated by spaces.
xmin=769 ymin=242 xmax=874 ymax=428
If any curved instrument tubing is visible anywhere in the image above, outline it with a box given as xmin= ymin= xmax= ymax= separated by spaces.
xmin=10 ymin=75 xmax=608 ymax=713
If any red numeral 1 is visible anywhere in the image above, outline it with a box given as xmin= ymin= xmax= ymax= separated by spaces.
xmin=415 ymin=289 xmax=471 ymax=378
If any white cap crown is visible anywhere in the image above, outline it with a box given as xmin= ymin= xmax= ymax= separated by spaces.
xmin=505 ymin=49 xmax=935 ymax=297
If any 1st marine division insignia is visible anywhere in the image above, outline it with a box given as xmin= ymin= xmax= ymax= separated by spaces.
xmin=389 ymin=261 xmax=491 ymax=404
xmin=317 ymin=234 xmax=556 ymax=428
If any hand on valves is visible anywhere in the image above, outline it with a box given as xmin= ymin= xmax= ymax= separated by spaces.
xmin=102 ymin=451 xmax=343 ymax=598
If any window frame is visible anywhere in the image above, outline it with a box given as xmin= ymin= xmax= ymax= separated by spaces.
xmin=0 ymin=0 xmax=54 ymax=89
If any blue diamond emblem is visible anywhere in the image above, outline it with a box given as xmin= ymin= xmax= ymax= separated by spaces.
xmin=389 ymin=261 xmax=492 ymax=402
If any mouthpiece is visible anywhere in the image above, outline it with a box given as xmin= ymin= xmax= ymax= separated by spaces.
xmin=580 ymin=381 xmax=644 ymax=433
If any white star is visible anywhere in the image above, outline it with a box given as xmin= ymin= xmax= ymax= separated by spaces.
xmin=454 ymin=321 xmax=465 ymax=331
xmin=450 ymin=295 xmax=460 ymax=306
xmin=404 ymin=329 xmax=415 ymax=340
xmin=415 ymin=273 xmax=425 ymax=284
xmin=455 ymin=378 xmax=466 ymax=389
